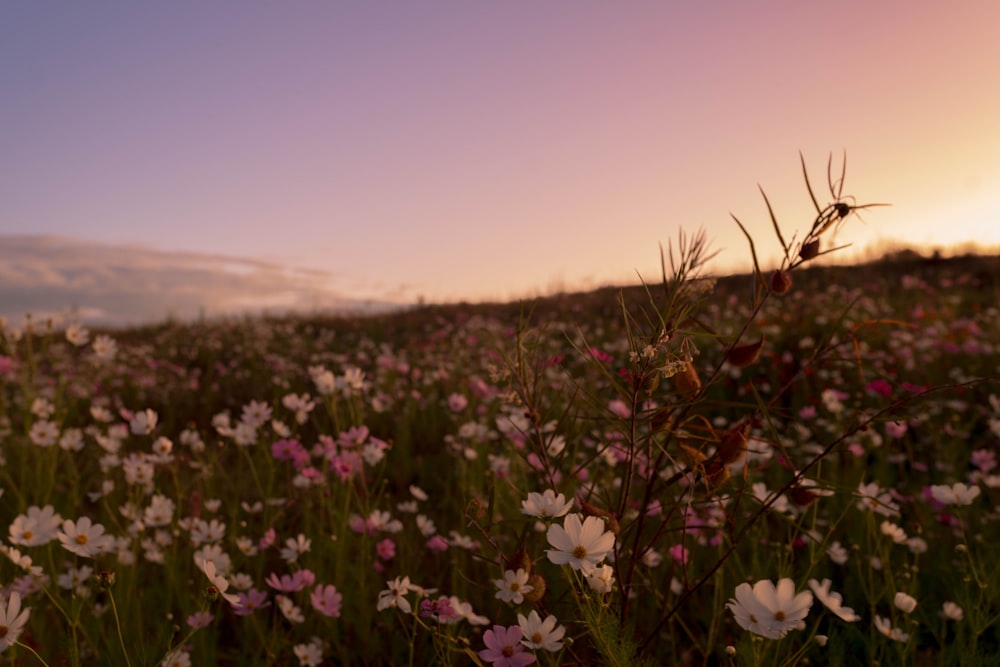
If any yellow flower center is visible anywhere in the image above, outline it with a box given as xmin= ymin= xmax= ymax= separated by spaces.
xmin=572 ymin=546 xmax=587 ymax=559
xmin=531 ymin=632 xmax=543 ymax=644
xmin=23 ymin=530 xmax=33 ymax=541
xmin=502 ymin=646 xmax=514 ymax=657
xmin=0 ymin=626 xmax=8 ymax=639
xmin=773 ymin=611 xmax=786 ymax=622
xmin=76 ymin=534 xmax=89 ymax=545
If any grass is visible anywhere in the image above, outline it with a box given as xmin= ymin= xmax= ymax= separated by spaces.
xmin=0 ymin=158 xmax=998 ymax=666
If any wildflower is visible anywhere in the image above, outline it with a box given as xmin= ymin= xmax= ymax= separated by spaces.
xmin=448 ymin=596 xmax=490 ymax=625
xmin=478 ymin=625 xmax=536 ymax=667
xmin=144 ymin=495 xmax=176 ymax=527
xmin=65 ymin=323 xmax=90 ymax=346
xmin=9 ymin=505 xmax=63 ymax=546
xmin=293 ymin=638 xmax=324 ymax=666
xmin=129 ymin=409 xmax=158 ymax=435
xmin=311 ymin=584 xmax=343 ymax=618
xmin=265 ymin=570 xmax=315 ymax=592
xmin=377 ymin=576 xmax=414 ymax=613
xmin=29 ymin=420 xmax=59 ymax=447
xmin=233 ymin=588 xmax=270 ymax=616
xmin=161 ymin=649 xmax=192 ymax=667
xmin=0 ymin=591 xmax=31 ymax=653
xmin=727 ymin=578 xmax=813 ymax=639
xmin=241 ymin=400 xmax=273 ymax=428
xmin=894 ymin=592 xmax=918 ymax=613
xmin=929 ymin=483 xmax=981 ymax=506
xmin=585 ymin=564 xmax=616 ymax=594
xmin=420 ymin=596 xmax=460 ymax=622
xmin=59 ymin=516 xmax=116 ymax=558
xmin=198 ymin=559 xmax=242 ymax=608
xmin=807 ymin=579 xmax=860 ymax=622
xmin=545 ymin=513 xmax=615 ymax=574
xmin=376 ymin=538 xmax=396 ymax=561
xmin=880 ymin=521 xmax=908 ymax=544
xmin=941 ymin=601 xmax=964 ymax=621
xmin=521 ymin=490 xmax=574 ymax=519
xmin=280 ymin=534 xmax=312 ymax=563
xmin=827 ymin=541 xmax=849 ymax=565
xmin=276 ymin=594 xmax=305 ymax=623
xmin=92 ymin=334 xmax=118 ymax=362
xmin=856 ymin=481 xmax=900 ymax=517
xmin=186 ymin=610 xmax=213 ymax=629
xmin=494 ymin=569 xmax=533 ymax=605
xmin=874 ymin=614 xmax=909 ymax=642
xmin=517 ymin=610 xmax=565 ymax=651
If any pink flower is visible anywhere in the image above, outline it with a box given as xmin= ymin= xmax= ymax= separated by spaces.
xmin=478 ymin=625 xmax=536 ymax=666
xmin=258 ymin=528 xmax=276 ymax=550
xmin=233 ymin=588 xmax=270 ymax=616
xmin=266 ymin=570 xmax=315 ymax=592
xmin=420 ymin=596 xmax=459 ymax=622
xmin=668 ymin=544 xmax=689 ymax=565
xmin=187 ymin=610 xmax=214 ymax=628
xmin=426 ymin=535 xmax=449 ymax=553
xmin=311 ymin=584 xmax=343 ymax=618
xmin=376 ymin=538 xmax=396 ymax=561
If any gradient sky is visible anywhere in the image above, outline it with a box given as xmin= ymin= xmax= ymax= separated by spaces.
xmin=2 ymin=1 xmax=999 ymax=312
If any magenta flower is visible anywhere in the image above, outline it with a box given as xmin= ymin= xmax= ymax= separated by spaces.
xmin=186 ymin=610 xmax=214 ymax=628
xmin=420 ymin=595 xmax=459 ymax=622
xmin=478 ymin=625 xmax=536 ymax=666
xmin=310 ymin=584 xmax=343 ymax=618
xmin=265 ymin=570 xmax=315 ymax=592
xmin=376 ymin=538 xmax=396 ymax=561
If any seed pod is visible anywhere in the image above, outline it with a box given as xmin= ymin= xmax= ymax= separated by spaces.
xmin=703 ymin=460 xmax=731 ymax=490
xmin=504 ymin=546 xmax=531 ymax=575
xmin=770 ymin=269 xmax=793 ymax=295
xmin=523 ymin=574 xmax=547 ymax=603
xmin=673 ymin=359 xmax=701 ymax=399
xmin=788 ymin=485 xmax=821 ymax=508
xmin=727 ymin=335 xmax=765 ymax=369
xmin=799 ymin=239 xmax=820 ymax=261
xmin=715 ymin=422 xmax=749 ymax=466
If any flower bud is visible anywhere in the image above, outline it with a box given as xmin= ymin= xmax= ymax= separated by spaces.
xmin=673 ymin=360 xmax=701 ymax=399
xmin=799 ymin=239 xmax=820 ymax=261
xmin=715 ymin=422 xmax=749 ymax=466
xmin=523 ymin=574 xmax=547 ymax=603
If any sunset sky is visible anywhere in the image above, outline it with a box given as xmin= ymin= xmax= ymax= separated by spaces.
xmin=2 ymin=2 xmax=998 ymax=323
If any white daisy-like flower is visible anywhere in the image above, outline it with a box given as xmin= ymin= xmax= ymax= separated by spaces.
xmin=929 ymin=483 xmax=980 ymax=506
xmin=807 ymin=579 xmax=860 ymax=622
xmin=517 ymin=610 xmax=566 ymax=651
xmin=521 ymin=489 xmax=574 ymax=519
xmin=894 ymin=592 xmax=917 ymax=614
xmin=874 ymin=614 xmax=909 ymax=642
xmin=0 ymin=592 xmax=31 ymax=653
xmin=494 ymin=568 xmax=533 ymax=605
xmin=727 ymin=578 xmax=813 ymax=639
xmin=198 ymin=558 xmax=242 ymax=608
xmin=545 ymin=513 xmax=615 ymax=574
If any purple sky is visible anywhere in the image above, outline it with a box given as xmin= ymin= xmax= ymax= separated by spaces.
xmin=2 ymin=2 xmax=999 ymax=322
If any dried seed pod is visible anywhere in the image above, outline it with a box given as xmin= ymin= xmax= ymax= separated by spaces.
xmin=703 ymin=460 xmax=731 ymax=490
xmin=504 ymin=546 xmax=531 ymax=575
xmin=727 ymin=335 xmax=765 ymax=369
xmin=715 ymin=422 xmax=750 ymax=466
xmin=770 ymin=269 xmax=793 ymax=295
xmin=523 ymin=574 xmax=547 ymax=603
xmin=673 ymin=359 xmax=701 ymax=399
xmin=799 ymin=239 xmax=820 ymax=261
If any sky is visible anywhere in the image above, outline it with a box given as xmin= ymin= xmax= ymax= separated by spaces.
xmin=2 ymin=2 xmax=999 ymax=324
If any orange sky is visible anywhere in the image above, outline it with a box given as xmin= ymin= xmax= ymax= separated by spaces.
xmin=1 ymin=2 xmax=998 ymax=311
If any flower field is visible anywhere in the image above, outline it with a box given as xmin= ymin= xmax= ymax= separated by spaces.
xmin=2 ymin=172 xmax=999 ymax=665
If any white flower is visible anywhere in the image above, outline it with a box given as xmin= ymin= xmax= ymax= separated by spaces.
xmin=874 ymin=614 xmax=909 ymax=642
xmin=59 ymin=516 xmax=116 ymax=558
xmin=894 ymin=592 xmax=917 ymax=614
xmin=856 ymin=481 xmax=900 ymax=517
xmin=880 ymin=521 xmax=908 ymax=544
xmin=727 ymin=578 xmax=813 ymax=640
xmin=941 ymin=601 xmax=964 ymax=621
xmin=546 ymin=513 xmax=615 ymax=574
xmin=494 ymin=569 xmax=533 ymax=605
xmin=517 ymin=610 xmax=566 ymax=651
xmin=276 ymin=594 xmax=304 ymax=623
xmin=521 ymin=490 xmax=574 ymax=519
xmin=585 ymin=564 xmax=616 ymax=594
xmin=65 ymin=323 xmax=90 ymax=347
xmin=293 ymin=637 xmax=324 ymax=666
xmin=198 ymin=559 xmax=242 ymax=608
xmin=129 ymin=409 xmax=158 ymax=435
xmin=92 ymin=334 xmax=118 ymax=362
xmin=929 ymin=483 xmax=981 ymax=506
xmin=280 ymin=534 xmax=311 ymax=563
xmin=0 ymin=592 xmax=30 ymax=652
xmin=826 ymin=541 xmax=849 ymax=565
xmin=377 ymin=576 xmax=414 ymax=613
xmin=807 ymin=579 xmax=860 ymax=622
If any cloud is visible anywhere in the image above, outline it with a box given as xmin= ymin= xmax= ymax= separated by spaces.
xmin=0 ymin=235 xmax=401 ymax=327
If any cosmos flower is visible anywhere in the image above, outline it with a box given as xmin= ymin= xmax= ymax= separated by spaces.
xmin=517 ymin=610 xmax=566 ymax=651
xmin=807 ymin=579 xmax=860 ymax=622
xmin=727 ymin=578 xmax=813 ymax=639
xmin=545 ymin=514 xmax=615 ymax=574
xmin=0 ymin=592 xmax=30 ymax=653
xmin=521 ymin=490 xmax=574 ymax=519
xmin=478 ymin=625 xmax=536 ymax=667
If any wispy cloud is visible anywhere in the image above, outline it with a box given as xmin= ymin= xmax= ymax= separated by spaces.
xmin=0 ymin=235 xmax=401 ymax=327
